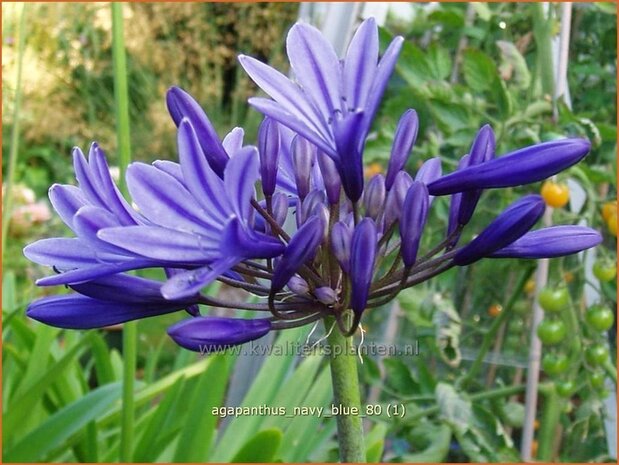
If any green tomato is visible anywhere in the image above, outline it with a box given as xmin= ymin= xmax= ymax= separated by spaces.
xmin=538 ymin=287 xmax=570 ymax=313
xmin=504 ymin=334 xmax=521 ymax=352
xmin=542 ymin=353 xmax=569 ymax=376
xmin=589 ymin=370 xmax=606 ymax=390
xmin=556 ymin=380 xmax=576 ymax=398
xmin=585 ymin=344 xmax=609 ymax=367
xmin=510 ymin=317 xmax=526 ymax=334
xmin=536 ymin=319 xmax=567 ymax=345
xmin=513 ymin=300 xmax=530 ymax=316
xmin=593 ymin=260 xmax=617 ymax=282
xmin=585 ymin=305 xmax=615 ymax=332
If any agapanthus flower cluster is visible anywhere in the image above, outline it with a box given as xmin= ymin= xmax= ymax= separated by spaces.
xmin=25 ymin=18 xmax=601 ymax=352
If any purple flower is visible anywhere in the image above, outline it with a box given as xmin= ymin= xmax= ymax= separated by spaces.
xmin=385 ymin=110 xmax=419 ymax=190
xmin=258 ymin=117 xmax=281 ymax=197
xmin=239 ymin=18 xmax=403 ymax=201
xmin=490 ymin=226 xmax=602 ymax=259
xmin=363 ymin=174 xmax=386 ymax=220
xmin=168 ymin=316 xmax=272 ymax=352
xmin=400 ymin=182 xmax=430 ymax=267
xmin=454 ymin=195 xmax=545 ymax=266
xmin=331 ymin=221 xmax=353 ymax=273
xmin=350 ymin=218 xmax=378 ymax=316
xmin=428 ymin=138 xmax=591 ymax=195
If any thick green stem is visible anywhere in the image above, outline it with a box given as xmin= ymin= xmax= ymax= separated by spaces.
xmin=111 ymin=3 xmax=135 ymax=461
xmin=536 ymin=386 xmax=562 ymax=461
xmin=325 ymin=317 xmax=366 ymax=462
xmin=532 ymin=3 xmax=555 ymax=98
xmin=2 ymin=4 xmax=27 ymax=258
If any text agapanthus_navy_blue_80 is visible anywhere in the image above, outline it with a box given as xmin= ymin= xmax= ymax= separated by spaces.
xmin=25 ymin=18 xmax=602 ymax=352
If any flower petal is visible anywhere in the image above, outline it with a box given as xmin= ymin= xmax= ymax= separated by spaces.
xmin=400 ymin=182 xmax=430 ymax=267
xmin=167 ymin=316 xmax=271 ymax=352
xmin=350 ymin=218 xmax=377 ymax=315
xmin=343 ymin=17 xmax=378 ymax=110
xmin=161 ymin=256 xmax=241 ymax=300
xmin=385 ymin=109 xmax=418 ymax=190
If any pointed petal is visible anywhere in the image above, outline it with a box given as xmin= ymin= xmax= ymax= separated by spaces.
xmin=248 ymin=97 xmax=335 ymax=156
xmin=35 ymin=259 xmax=154 ymax=286
xmin=272 ymin=215 xmax=324 ymax=291
xmin=166 ymin=86 xmax=229 ymax=176
xmin=70 ymin=274 xmax=179 ymax=303
xmin=223 ymin=146 xmax=259 ymax=221
xmin=343 ymin=17 xmax=378 ymax=110
xmin=238 ymin=55 xmax=330 ymax=140
xmin=98 ymin=225 xmax=218 ymax=263
xmin=161 ymin=256 xmax=241 ymax=300
xmin=286 ymin=23 xmax=342 ymax=119
xmin=127 ymin=162 xmax=221 ymax=234
xmin=24 ymin=238 xmax=100 ymax=268
xmin=258 ymin=118 xmax=280 ymax=197
xmin=222 ymin=127 xmax=245 ymax=155
xmin=48 ymin=184 xmax=87 ymax=231
xmin=177 ymin=119 xmax=231 ymax=219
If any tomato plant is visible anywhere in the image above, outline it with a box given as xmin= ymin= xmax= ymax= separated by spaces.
xmin=541 ymin=181 xmax=570 ymax=208
xmin=487 ymin=304 xmax=503 ymax=317
xmin=585 ymin=344 xmax=609 ymax=366
xmin=537 ymin=319 xmax=567 ymax=345
xmin=542 ymin=352 xmax=569 ymax=376
xmin=593 ymin=260 xmax=617 ymax=282
xmin=538 ymin=286 xmax=570 ymax=313
xmin=589 ymin=370 xmax=606 ymax=390
xmin=556 ymin=380 xmax=576 ymax=397
xmin=585 ymin=304 xmax=615 ymax=332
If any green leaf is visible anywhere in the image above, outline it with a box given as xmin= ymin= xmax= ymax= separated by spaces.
xmin=89 ymin=333 xmax=116 ymax=385
xmin=427 ymin=44 xmax=452 ymax=81
xmin=4 ymin=334 xmax=91 ymax=434
xmin=436 ymin=383 xmax=472 ymax=434
xmin=231 ymin=428 xmax=283 ymax=462
xmin=365 ymin=422 xmax=387 ymax=462
xmin=2 ymin=271 xmax=17 ymax=312
xmin=472 ymin=3 xmax=492 ymax=21
xmin=5 ymin=382 xmax=122 ymax=462
xmin=402 ymin=422 xmax=452 ymax=462
xmin=384 ymin=358 xmax=419 ymax=396
xmin=462 ymin=49 xmax=497 ymax=92
xmin=433 ymin=294 xmax=462 ymax=367
xmin=173 ymin=354 xmax=230 ymax=461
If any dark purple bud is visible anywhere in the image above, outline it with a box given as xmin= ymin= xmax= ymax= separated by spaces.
xmin=447 ymin=154 xmax=469 ymax=241
xmin=350 ymin=218 xmax=377 ymax=316
xmin=384 ymin=171 xmax=413 ymax=226
xmin=27 ymin=294 xmax=189 ymax=329
xmin=454 ymin=195 xmax=545 ymax=266
xmin=271 ymin=192 xmax=289 ymax=227
xmin=292 ymin=135 xmax=316 ymax=200
xmin=315 ymin=286 xmax=337 ymax=305
xmin=385 ymin=110 xmax=418 ymax=190
xmin=166 ymin=87 xmax=229 ymax=176
xmin=287 ymin=275 xmax=309 ymax=295
xmin=400 ymin=182 xmax=430 ymax=267
xmin=317 ymin=151 xmax=341 ymax=204
xmin=457 ymin=126 xmax=495 ymax=225
xmin=167 ymin=316 xmax=271 ymax=352
xmin=258 ymin=117 xmax=280 ymax=196
xmin=490 ymin=226 xmax=602 ymax=259
xmin=332 ymin=111 xmax=365 ymax=202
xmin=428 ymin=139 xmax=591 ymax=195
xmin=331 ymin=221 xmax=353 ymax=273
xmin=271 ymin=215 xmax=324 ymax=291
xmin=363 ymin=174 xmax=386 ymax=220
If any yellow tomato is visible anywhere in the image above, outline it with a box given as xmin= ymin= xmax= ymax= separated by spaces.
xmin=541 ymin=181 xmax=569 ymax=208
xmin=525 ymin=279 xmax=536 ymax=295
xmin=607 ymin=212 xmax=617 ymax=236
xmin=601 ymin=200 xmax=617 ymax=223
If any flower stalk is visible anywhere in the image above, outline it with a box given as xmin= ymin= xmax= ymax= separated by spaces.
xmin=325 ymin=316 xmax=366 ymax=462
xmin=111 ymin=3 xmax=134 ymax=461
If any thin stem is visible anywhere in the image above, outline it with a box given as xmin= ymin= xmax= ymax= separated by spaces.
xmin=324 ymin=316 xmax=366 ymax=462
xmin=2 ymin=4 xmax=27 ymax=258
xmin=457 ymin=266 xmax=534 ymax=389
xmin=112 ymin=3 xmax=134 ymax=461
